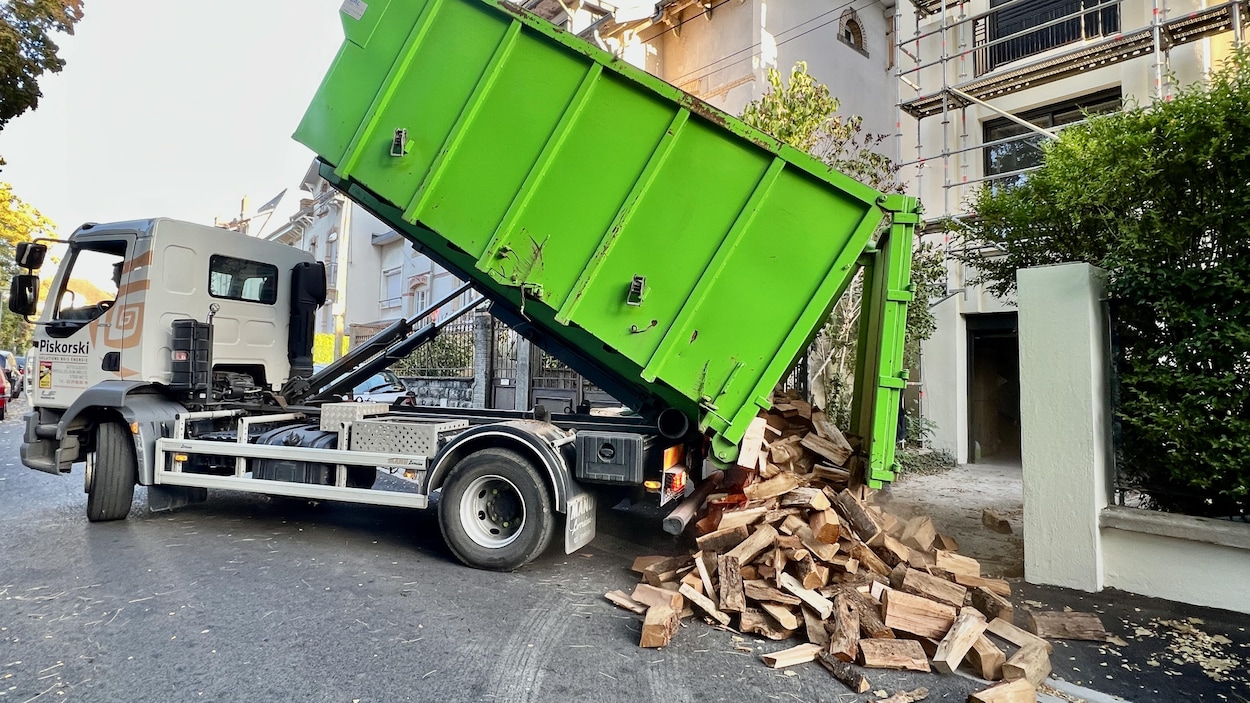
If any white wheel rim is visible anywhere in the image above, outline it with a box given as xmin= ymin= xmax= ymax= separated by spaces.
xmin=459 ymin=474 xmax=525 ymax=549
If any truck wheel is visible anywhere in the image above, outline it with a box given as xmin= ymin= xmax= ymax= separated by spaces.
xmin=87 ymin=421 xmax=137 ymax=522
xmin=438 ymin=448 xmax=555 ymax=571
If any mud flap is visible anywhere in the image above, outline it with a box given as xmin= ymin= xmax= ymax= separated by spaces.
xmin=563 ymin=482 xmax=596 ymax=554
xmin=147 ymin=485 xmax=207 ymax=512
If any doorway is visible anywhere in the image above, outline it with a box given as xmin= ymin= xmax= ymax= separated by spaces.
xmin=967 ymin=313 xmax=1021 ymax=464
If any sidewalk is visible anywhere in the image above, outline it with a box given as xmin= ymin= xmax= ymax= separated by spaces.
xmin=882 ymin=461 xmax=1250 ymax=702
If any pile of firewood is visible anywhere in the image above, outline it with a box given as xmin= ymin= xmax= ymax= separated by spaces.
xmin=604 ymin=396 xmax=1106 ymax=703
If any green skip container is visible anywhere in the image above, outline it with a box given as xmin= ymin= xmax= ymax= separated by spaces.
xmin=295 ymin=0 xmax=919 ymax=483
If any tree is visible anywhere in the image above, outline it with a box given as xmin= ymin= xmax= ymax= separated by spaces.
xmin=1 ymin=182 xmax=53 ymax=350
xmin=948 ymin=48 xmax=1250 ymax=516
xmin=740 ymin=63 xmax=944 ymax=427
xmin=0 ymin=0 xmax=84 ymax=134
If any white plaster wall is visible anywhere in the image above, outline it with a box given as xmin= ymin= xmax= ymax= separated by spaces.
xmin=653 ymin=1 xmax=757 ymax=111
xmin=767 ymin=0 xmax=895 ymax=145
xmin=1102 ymin=529 xmax=1250 ymax=615
xmin=1017 ymin=263 xmax=1111 ymax=592
xmin=645 ymin=0 xmax=894 ymax=136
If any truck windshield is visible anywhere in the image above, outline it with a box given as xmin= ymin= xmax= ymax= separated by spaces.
xmin=52 ymin=243 xmax=126 ymax=326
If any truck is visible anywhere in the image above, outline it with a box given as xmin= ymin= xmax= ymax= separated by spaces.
xmin=9 ymin=0 xmax=919 ymax=571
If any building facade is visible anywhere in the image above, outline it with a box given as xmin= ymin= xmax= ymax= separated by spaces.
xmin=896 ymin=0 xmax=1241 ymax=463
xmin=539 ymin=0 xmax=1242 ymax=464
xmin=260 ymin=160 xmax=470 ymax=354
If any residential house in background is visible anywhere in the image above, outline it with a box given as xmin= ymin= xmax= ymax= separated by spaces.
xmin=258 ymin=160 xmax=471 ymax=354
xmin=895 ymin=0 xmax=1242 ymax=464
xmin=532 ymin=0 xmax=1244 ymax=465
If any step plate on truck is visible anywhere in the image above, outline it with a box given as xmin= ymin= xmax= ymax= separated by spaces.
xmin=295 ymin=0 xmax=913 ymax=467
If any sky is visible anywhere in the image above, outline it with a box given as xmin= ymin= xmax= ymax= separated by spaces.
xmin=0 ymin=0 xmax=346 ymax=235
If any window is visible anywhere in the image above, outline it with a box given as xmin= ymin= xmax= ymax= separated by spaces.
xmin=980 ymin=0 xmax=1119 ymax=73
xmin=381 ymin=268 xmax=402 ymax=310
xmin=209 ymin=255 xmax=278 ymax=304
xmin=411 ymin=287 xmax=430 ymax=316
xmin=838 ymin=10 xmax=868 ymax=57
xmin=983 ymin=88 xmax=1121 ymax=187
xmin=52 ymin=242 xmax=126 ymax=324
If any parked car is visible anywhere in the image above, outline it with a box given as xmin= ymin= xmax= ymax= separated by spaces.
xmin=0 ymin=369 xmax=8 ymax=419
xmin=0 ymin=351 xmax=21 ymax=399
xmin=312 ymin=365 xmax=415 ymax=405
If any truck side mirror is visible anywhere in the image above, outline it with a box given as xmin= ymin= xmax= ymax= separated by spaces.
xmin=8 ymin=274 xmax=39 ymax=316
xmin=15 ymin=242 xmax=47 ymax=270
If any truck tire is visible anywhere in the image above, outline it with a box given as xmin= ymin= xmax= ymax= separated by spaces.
xmin=87 ymin=421 xmax=137 ymax=522
xmin=438 ymin=448 xmax=555 ymax=571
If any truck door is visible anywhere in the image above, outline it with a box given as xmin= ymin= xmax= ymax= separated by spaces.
xmin=35 ymin=235 xmax=138 ymax=406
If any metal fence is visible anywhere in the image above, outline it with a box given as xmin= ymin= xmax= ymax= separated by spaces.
xmin=392 ymin=315 xmax=475 ymax=378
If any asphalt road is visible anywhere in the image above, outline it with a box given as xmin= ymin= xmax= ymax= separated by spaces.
xmin=10 ymin=396 xmax=1244 ymax=703
xmin=0 ymin=397 xmax=1006 ymax=703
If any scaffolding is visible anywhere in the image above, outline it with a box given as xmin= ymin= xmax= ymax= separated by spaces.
xmin=894 ymin=0 xmax=1248 ymax=220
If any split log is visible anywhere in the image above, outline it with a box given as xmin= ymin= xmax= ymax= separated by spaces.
xmin=760 ymin=643 xmax=823 ymax=669
xmin=935 ymin=534 xmax=960 ymax=552
xmin=718 ymin=506 xmax=768 ymax=531
xmin=954 ymin=573 xmax=1012 ymax=598
xmin=737 ymin=417 xmax=767 ymax=469
xmin=1025 ymin=611 xmax=1110 ymax=642
xmin=810 ymin=509 xmax=841 ymax=544
xmin=742 ymin=579 xmax=802 ymax=606
xmin=604 ymin=590 xmax=648 ymax=615
xmin=724 ymin=523 xmax=778 ymax=565
xmin=640 ymin=555 xmax=693 ymax=586
xmin=812 ymin=413 xmax=854 ymax=451
xmin=802 ymin=432 xmax=853 ymax=467
xmin=1003 ymin=643 xmax=1051 ymax=687
xmin=817 ymin=652 xmax=871 ymax=694
xmin=631 ymin=583 xmax=684 ymax=611
xmin=693 ymin=550 xmax=717 ymax=600
xmin=900 ymin=516 xmax=937 ymax=552
xmin=812 ymin=465 xmax=851 ymax=484
xmin=969 ymin=679 xmax=1036 ymax=703
xmin=781 ymin=486 xmax=831 ymax=511
xmin=717 ymin=555 xmax=746 ymax=613
xmin=779 ymin=572 xmax=834 ymax=619
xmin=857 ymin=639 xmax=930 ymax=672
xmin=803 ymin=605 xmax=829 ymax=646
xmin=876 ymin=534 xmax=912 ymax=567
xmin=833 ymin=489 xmax=884 ymax=544
xmin=839 ymin=587 xmax=894 ymax=639
xmin=881 ymin=589 xmax=957 ymax=639
xmin=739 ymin=607 xmax=793 ymax=640
xmin=779 ymin=514 xmax=807 ymax=536
xmin=971 ymin=586 xmax=1014 ymax=624
xmin=760 ymin=602 xmax=800 ymax=631
xmin=934 ymin=550 xmax=980 ymax=578
xmin=827 ymin=593 xmax=860 ymax=662
xmin=986 ymin=618 xmax=1054 ymax=654
xmin=640 ymin=604 xmax=680 ymax=648
xmin=744 ymin=472 xmax=803 ymax=501
xmin=981 ymin=508 xmax=1013 ymax=534
xmin=796 ymin=558 xmax=830 ymax=590
xmin=901 ymin=568 xmax=968 ymax=609
xmin=768 ymin=436 xmax=805 ymax=465
xmin=679 ymin=572 xmax=703 ymax=594
xmin=796 ymin=525 xmax=840 ymax=562
xmin=848 ymin=539 xmax=892 ymax=576
xmin=678 ymin=583 xmax=731 ymax=626
xmin=931 ymin=606 xmax=988 ymax=674
xmin=967 ymin=634 xmax=1006 ymax=681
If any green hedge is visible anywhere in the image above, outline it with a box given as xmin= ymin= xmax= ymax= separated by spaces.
xmin=952 ymin=49 xmax=1250 ymax=517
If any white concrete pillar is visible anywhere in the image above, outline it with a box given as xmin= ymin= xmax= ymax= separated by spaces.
xmin=1017 ymin=263 xmax=1112 ymax=592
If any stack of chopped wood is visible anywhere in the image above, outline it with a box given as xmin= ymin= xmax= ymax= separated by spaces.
xmin=604 ymin=396 xmax=1079 ymax=703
